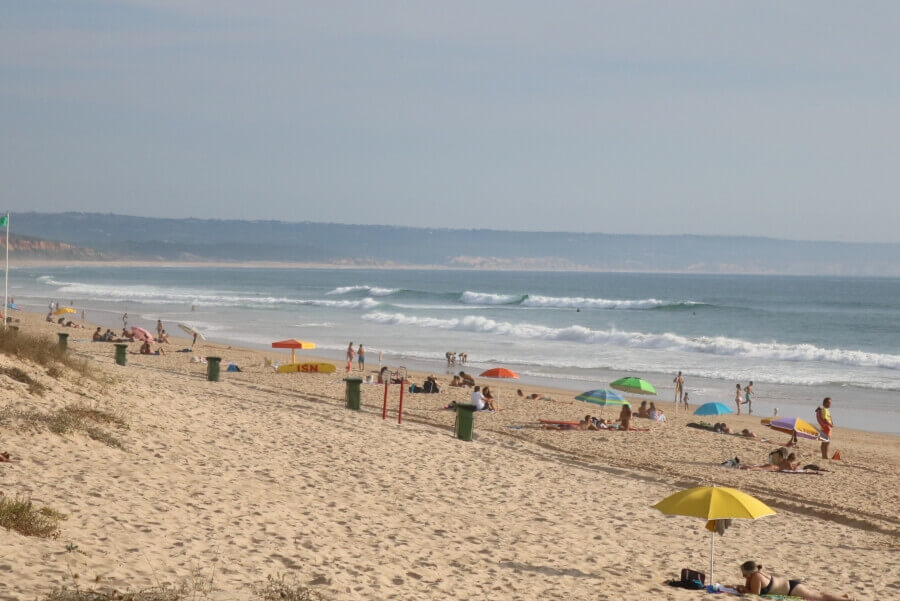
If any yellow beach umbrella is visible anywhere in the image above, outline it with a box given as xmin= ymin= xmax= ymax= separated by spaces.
xmin=53 ymin=307 xmax=77 ymax=316
xmin=653 ymin=486 xmax=775 ymax=584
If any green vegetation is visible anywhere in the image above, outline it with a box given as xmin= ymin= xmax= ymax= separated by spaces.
xmin=0 ymin=327 xmax=95 ymax=382
xmin=0 ymin=404 xmax=128 ymax=449
xmin=0 ymin=495 xmax=67 ymax=538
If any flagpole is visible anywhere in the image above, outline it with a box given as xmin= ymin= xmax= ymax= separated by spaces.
xmin=3 ymin=212 xmax=8 ymax=330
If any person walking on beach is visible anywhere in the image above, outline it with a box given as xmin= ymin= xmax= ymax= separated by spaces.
xmin=735 ymin=383 xmax=743 ymax=415
xmin=357 ymin=344 xmax=366 ymax=372
xmin=673 ymin=371 xmax=685 ymax=405
xmin=816 ymin=397 xmax=834 ymax=459
xmin=346 ymin=342 xmax=355 ymax=373
xmin=743 ymin=381 xmax=755 ymax=414
xmin=122 ymin=312 xmax=128 ymax=328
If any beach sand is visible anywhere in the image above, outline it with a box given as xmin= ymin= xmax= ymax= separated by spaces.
xmin=1 ymin=311 xmax=897 ymax=600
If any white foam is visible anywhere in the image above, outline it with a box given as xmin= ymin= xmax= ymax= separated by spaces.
xmin=42 ymin=278 xmax=380 ymax=310
xmin=361 ymin=312 xmax=900 ymax=371
xmin=460 ymin=291 xmax=522 ymax=305
xmin=522 ymin=295 xmax=675 ymax=309
xmin=327 ymin=285 xmax=397 ymax=296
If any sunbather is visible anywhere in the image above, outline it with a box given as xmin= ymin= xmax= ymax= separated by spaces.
xmin=458 ymin=371 xmax=475 ymax=387
xmin=619 ymin=404 xmax=633 ymax=431
xmin=637 ymin=401 xmax=650 ymax=418
xmin=482 ymin=386 xmax=499 ymax=411
xmin=736 ymin=561 xmax=854 ymax=600
xmin=739 ymin=452 xmax=799 ymax=471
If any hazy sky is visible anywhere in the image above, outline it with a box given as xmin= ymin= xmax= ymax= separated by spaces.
xmin=2 ymin=2 xmax=899 ymax=243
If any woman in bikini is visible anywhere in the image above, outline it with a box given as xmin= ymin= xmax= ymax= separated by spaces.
xmin=737 ymin=561 xmax=854 ymax=600
xmin=735 ymin=383 xmax=743 ymax=415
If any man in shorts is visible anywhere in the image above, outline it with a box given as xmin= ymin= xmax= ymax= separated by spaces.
xmin=357 ymin=344 xmax=366 ymax=371
xmin=815 ymin=397 xmax=834 ymax=459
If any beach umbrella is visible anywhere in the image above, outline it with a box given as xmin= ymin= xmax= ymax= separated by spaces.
xmin=653 ymin=485 xmax=775 ymax=584
xmin=762 ymin=416 xmax=822 ymax=441
xmin=610 ymin=377 xmax=656 ymax=395
xmin=693 ymin=402 xmax=734 ymax=416
xmin=52 ymin=307 xmax=76 ymax=316
xmin=575 ymin=388 xmax=629 ymax=417
xmin=479 ymin=367 xmax=519 ymax=379
xmin=178 ymin=323 xmax=207 ymax=342
xmin=132 ymin=327 xmax=154 ymax=343
xmin=272 ymin=339 xmax=316 ymax=364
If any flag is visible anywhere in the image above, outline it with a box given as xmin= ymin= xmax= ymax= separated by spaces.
xmin=0 ymin=216 xmax=6 ymax=227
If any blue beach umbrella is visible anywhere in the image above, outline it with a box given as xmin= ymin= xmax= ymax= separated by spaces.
xmin=575 ymin=389 xmax=629 ymax=406
xmin=693 ymin=402 xmax=734 ymax=416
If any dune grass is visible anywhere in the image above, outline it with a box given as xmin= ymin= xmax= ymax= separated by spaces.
xmin=0 ymin=496 xmax=67 ymax=538
xmin=0 ymin=404 xmax=128 ymax=449
xmin=0 ymin=327 xmax=94 ymax=375
xmin=41 ymin=574 xmax=327 ymax=601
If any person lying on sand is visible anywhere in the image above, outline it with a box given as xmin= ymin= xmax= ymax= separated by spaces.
xmin=736 ymin=561 xmax=855 ymax=600
xmin=578 ymin=414 xmax=600 ymax=431
xmin=517 ymin=389 xmax=556 ymax=402
xmin=739 ymin=452 xmax=799 ymax=471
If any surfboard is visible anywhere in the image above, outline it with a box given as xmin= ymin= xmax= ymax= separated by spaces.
xmin=277 ymin=362 xmax=336 ymax=374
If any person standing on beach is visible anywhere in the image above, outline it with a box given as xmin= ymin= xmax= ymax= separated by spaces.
xmin=346 ymin=342 xmax=355 ymax=373
xmin=122 ymin=312 xmax=128 ymax=328
xmin=358 ymin=344 xmax=366 ymax=372
xmin=816 ymin=397 xmax=834 ymax=459
xmin=156 ymin=319 xmax=163 ymax=339
xmin=681 ymin=392 xmax=690 ymax=411
xmin=743 ymin=381 xmax=755 ymax=414
xmin=673 ymin=371 xmax=684 ymax=405
xmin=735 ymin=383 xmax=743 ymax=415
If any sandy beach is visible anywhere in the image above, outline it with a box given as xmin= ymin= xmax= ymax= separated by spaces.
xmin=1 ymin=310 xmax=897 ymax=601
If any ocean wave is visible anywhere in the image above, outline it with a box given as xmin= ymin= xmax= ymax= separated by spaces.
xmin=459 ymin=291 xmax=524 ymax=305
xmin=327 ymin=285 xmax=398 ymax=296
xmin=40 ymin=278 xmax=381 ymax=310
xmin=361 ymin=312 xmax=900 ymax=370
xmin=521 ymin=295 xmax=683 ymax=310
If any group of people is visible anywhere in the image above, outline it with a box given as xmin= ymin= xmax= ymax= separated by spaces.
xmin=469 ymin=385 xmax=499 ymax=411
xmin=635 ymin=400 xmax=666 ymax=422
xmin=347 ymin=342 xmax=383 ymax=373
xmin=449 ymin=371 xmax=476 ymax=387
xmin=445 ymin=351 xmax=468 ymax=367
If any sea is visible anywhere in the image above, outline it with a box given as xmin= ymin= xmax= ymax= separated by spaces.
xmin=9 ymin=266 xmax=900 ymax=434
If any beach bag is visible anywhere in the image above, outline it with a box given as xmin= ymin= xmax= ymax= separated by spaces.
xmin=681 ymin=568 xmax=706 ymax=587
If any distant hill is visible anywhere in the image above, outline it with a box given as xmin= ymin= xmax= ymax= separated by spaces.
xmin=9 ymin=212 xmax=900 ymax=275
xmin=2 ymin=233 xmax=107 ymax=259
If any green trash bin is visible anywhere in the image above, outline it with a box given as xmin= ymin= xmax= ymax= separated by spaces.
xmin=454 ymin=403 xmax=478 ymax=441
xmin=57 ymin=332 xmax=69 ymax=350
xmin=344 ymin=377 xmax=362 ymax=410
xmin=206 ymin=356 xmax=222 ymax=382
xmin=114 ymin=343 xmax=128 ymax=366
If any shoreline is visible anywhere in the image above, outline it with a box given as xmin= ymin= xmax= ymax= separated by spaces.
xmin=13 ymin=304 xmax=898 ymax=437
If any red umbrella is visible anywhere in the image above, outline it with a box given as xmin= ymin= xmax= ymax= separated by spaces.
xmin=132 ymin=327 xmax=154 ymax=343
xmin=479 ymin=368 xmax=519 ymax=379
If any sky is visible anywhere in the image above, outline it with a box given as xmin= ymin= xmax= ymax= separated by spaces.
xmin=1 ymin=1 xmax=899 ymax=243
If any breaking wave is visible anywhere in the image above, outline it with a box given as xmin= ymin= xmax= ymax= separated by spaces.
xmin=361 ymin=312 xmax=900 ymax=370
xmin=327 ymin=285 xmax=398 ymax=296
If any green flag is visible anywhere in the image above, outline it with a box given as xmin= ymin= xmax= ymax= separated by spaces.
xmin=0 ymin=216 xmax=7 ymax=227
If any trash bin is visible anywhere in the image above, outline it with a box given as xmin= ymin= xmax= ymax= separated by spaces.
xmin=57 ymin=332 xmax=69 ymax=350
xmin=114 ymin=343 xmax=128 ymax=366
xmin=206 ymin=356 xmax=222 ymax=382
xmin=454 ymin=403 xmax=478 ymax=441
xmin=344 ymin=377 xmax=362 ymax=410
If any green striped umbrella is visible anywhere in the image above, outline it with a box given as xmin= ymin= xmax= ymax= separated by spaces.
xmin=610 ymin=377 xmax=657 ymax=395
